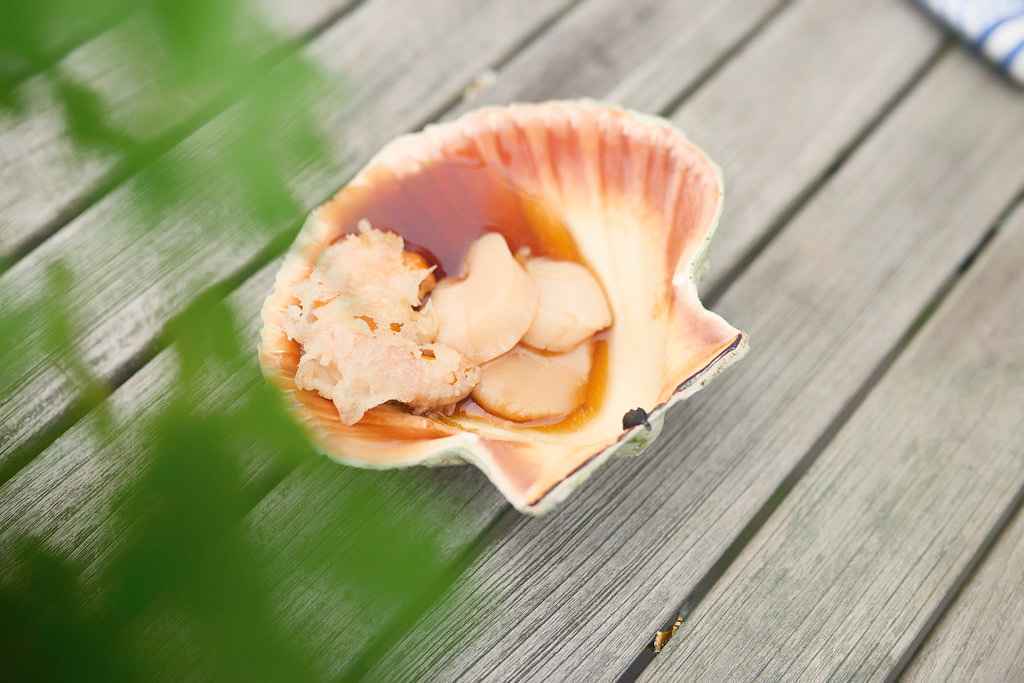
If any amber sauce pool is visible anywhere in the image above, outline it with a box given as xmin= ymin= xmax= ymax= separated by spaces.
xmin=324 ymin=155 xmax=580 ymax=277
xmin=320 ymin=146 xmax=609 ymax=432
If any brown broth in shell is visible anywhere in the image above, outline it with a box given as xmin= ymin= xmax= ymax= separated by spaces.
xmin=317 ymin=151 xmax=608 ymax=431
xmin=321 ymin=157 xmax=580 ymax=278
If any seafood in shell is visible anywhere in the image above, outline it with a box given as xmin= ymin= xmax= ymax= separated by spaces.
xmin=259 ymin=100 xmax=747 ymax=514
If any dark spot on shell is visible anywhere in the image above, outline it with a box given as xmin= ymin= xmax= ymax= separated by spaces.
xmin=622 ymin=407 xmax=651 ymax=431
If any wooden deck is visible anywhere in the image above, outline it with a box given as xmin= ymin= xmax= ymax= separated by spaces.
xmin=2 ymin=1 xmax=1023 ymax=680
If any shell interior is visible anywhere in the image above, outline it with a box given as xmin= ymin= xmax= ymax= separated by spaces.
xmin=259 ymin=101 xmax=747 ymax=514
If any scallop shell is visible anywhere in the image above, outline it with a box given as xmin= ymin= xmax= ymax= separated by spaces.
xmin=259 ymin=100 xmax=747 ymax=514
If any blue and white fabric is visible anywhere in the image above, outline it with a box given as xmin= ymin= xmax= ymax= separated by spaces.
xmin=917 ymin=0 xmax=1024 ymax=83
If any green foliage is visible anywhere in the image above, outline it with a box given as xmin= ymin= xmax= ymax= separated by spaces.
xmin=0 ymin=0 xmax=131 ymax=100
xmin=1 ymin=541 xmax=130 ymax=682
xmin=0 ymin=1 xmax=474 ymax=680
xmin=2 ymin=296 xmax=471 ymax=680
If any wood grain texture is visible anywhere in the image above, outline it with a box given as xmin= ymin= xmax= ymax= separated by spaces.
xmin=243 ymin=444 xmax=499 ymax=681
xmin=643 ymin=198 xmax=1024 ymax=683
xmin=899 ymin=245 xmax=1024 ymax=683
xmin=364 ymin=50 xmax=1024 ymax=683
xmin=0 ymin=0 xmax=962 ymax=677
xmin=451 ymin=0 xmax=784 ymax=114
xmin=903 ymin=515 xmax=1024 ymax=682
xmin=0 ymin=0 xmax=359 ymax=263
xmin=663 ymin=0 xmax=946 ymax=294
xmin=0 ymin=263 xmax=279 ymax=576
xmin=0 ymin=0 xmax=578 ymax=478
xmin=3 ymin=3 xmax=1020 ymax=681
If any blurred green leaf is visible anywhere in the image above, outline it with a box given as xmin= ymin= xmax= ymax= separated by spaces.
xmin=0 ymin=1 xmax=480 ymax=680
xmin=0 ymin=0 xmax=133 ymax=86
xmin=0 ymin=541 xmax=131 ymax=683
xmin=52 ymin=73 xmax=133 ymax=153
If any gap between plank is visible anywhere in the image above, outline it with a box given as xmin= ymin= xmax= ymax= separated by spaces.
xmin=334 ymin=511 xmax=517 ymax=682
xmin=403 ymin=0 xmax=588 ymax=131
xmin=1 ymin=0 xmax=370 ymax=272
xmin=885 ymin=189 xmax=1024 ymax=682
xmin=703 ymin=40 xmax=952 ymax=304
xmin=887 ymin=483 xmax=1024 ymax=682
xmin=0 ymin=220 xmax=299 ymax=489
xmin=615 ymin=181 xmax=1024 ymax=683
xmin=656 ymin=0 xmax=796 ymax=118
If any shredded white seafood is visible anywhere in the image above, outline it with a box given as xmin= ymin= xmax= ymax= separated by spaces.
xmin=284 ymin=220 xmax=616 ymax=426
xmin=284 ymin=220 xmax=478 ymax=425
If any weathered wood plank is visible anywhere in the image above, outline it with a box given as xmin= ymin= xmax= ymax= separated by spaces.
xmin=0 ymin=0 xmax=579 ymax=479
xmin=659 ymin=2 xmax=949 ymax=293
xmin=363 ymin=49 xmax=1024 ymax=683
xmin=0 ymin=0 xmax=958 ymax=676
xmin=260 ymin=4 xmax=955 ymax=678
xmin=451 ymin=0 xmax=784 ymax=114
xmin=0 ymin=0 xmax=360 ymax=264
xmin=245 ymin=446 xmax=500 ymax=681
xmin=642 ymin=200 xmax=1024 ymax=683
xmin=901 ymin=474 xmax=1024 ymax=680
xmin=0 ymin=263 xmax=277 ymax=573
